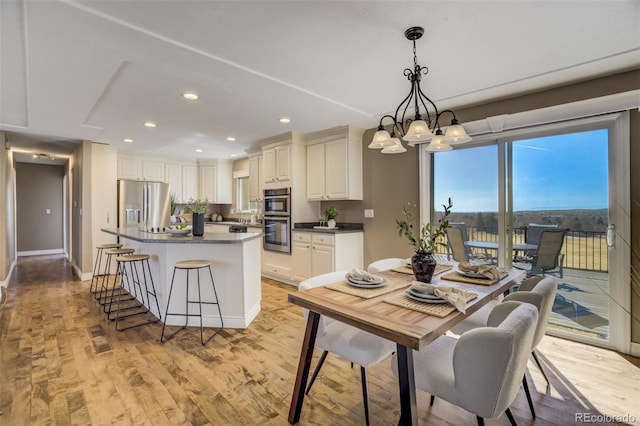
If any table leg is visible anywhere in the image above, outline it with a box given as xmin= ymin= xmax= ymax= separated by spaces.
xmin=288 ymin=311 xmax=320 ymax=424
xmin=396 ymin=344 xmax=418 ymax=425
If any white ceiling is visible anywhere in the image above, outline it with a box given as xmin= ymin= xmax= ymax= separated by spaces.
xmin=1 ymin=0 xmax=639 ymax=162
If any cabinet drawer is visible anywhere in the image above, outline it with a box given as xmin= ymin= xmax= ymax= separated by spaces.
xmin=263 ymin=262 xmax=292 ymax=279
xmin=312 ymin=233 xmax=334 ymax=246
xmin=292 ymin=231 xmax=312 ymax=243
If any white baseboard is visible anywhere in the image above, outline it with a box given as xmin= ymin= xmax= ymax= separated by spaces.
xmin=0 ymin=259 xmax=17 ymax=288
xmin=17 ymin=248 xmax=65 ymax=257
xmin=630 ymin=342 xmax=640 ymax=357
xmin=163 ymin=301 xmax=262 ymax=329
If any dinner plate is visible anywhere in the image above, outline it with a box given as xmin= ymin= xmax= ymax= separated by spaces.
xmin=347 ymin=278 xmax=388 ymax=289
xmin=407 ymin=288 xmax=443 ymax=300
xmin=345 ymin=273 xmax=385 ymax=285
xmin=457 ymin=269 xmax=489 ymax=279
xmin=404 ymin=289 xmax=449 ymax=304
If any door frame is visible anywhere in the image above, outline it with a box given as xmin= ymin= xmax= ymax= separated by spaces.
xmin=420 ymin=107 xmax=632 ymax=353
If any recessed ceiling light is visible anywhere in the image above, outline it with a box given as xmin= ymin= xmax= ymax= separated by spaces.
xmin=144 ymin=121 xmax=157 ymax=128
xmin=230 ymin=154 xmax=237 ymax=158
xmin=123 ymin=138 xmax=133 ymax=143
xmin=279 ymin=117 xmax=291 ymax=124
xmin=195 ymin=148 xmax=203 ymax=153
xmin=182 ymin=92 xmax=199 ymax=100
xmin=226 ymin=137 xmax=236 ymax=142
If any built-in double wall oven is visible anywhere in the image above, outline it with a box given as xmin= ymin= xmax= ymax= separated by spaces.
xmin=263 ymin=187 xmax=291 ymax=253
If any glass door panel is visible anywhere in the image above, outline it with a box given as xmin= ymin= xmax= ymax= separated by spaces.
xmin=511 ymin=129 xmax=610 ymax=341
xmin=433 ymin=145 xmax=499 ymax=262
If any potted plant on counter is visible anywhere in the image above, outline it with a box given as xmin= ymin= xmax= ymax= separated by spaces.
xmin=323 ymin=206 xmax=338 ymax=228
xmin=396 ymin=198 xmax=452 ymax=282
xmin=187 ymin=198 xmax=209 ymax=236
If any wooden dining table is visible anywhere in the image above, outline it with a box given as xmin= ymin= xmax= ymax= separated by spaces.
xmin=287 ymin=263 xmax=526 ymax=425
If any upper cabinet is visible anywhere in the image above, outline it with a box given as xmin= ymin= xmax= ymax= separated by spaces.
xmin=181 ymin=165 xmax=199 ymax=202
xmin=248 ymin=154 xmax=264 ymax=201
xmin=117 ymin=154 xmax=165 ymax=181
xmin=305 ymin=125 xmax=363 ymax=200
xmin=198 ymin=159 xmax=232 ymax=204
xmin=165 ymin=163 xmax=182 ymax=202
xmin=263 ymin=145 xmax=291 ymax=184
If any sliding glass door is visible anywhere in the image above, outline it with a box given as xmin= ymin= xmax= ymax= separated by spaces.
xmin=427 ymin=112 xmax=630 ymax=351
xmin=511 ymin=130 xmax=610 ymax=341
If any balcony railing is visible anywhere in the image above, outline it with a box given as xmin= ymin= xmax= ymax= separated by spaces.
xmin=437 ymin=226 xmax=608 ymax=272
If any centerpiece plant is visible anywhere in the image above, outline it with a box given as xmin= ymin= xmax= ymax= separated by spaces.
xmin=396 ymin=198 xmax=453 ymax=282
xmin=187 ymin=198 xmax=209 ymax=236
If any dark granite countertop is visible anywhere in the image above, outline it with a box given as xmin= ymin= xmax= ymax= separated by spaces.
xmin=293 ymin=222 xmax=364 ymax=234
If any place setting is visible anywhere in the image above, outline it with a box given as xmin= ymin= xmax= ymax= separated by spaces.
xmin=326 ymin=268 xmax=409 ymax=299
xmin=441 ymin=261 xmax=508 ymax=285
xmin=384 ymin=280 xmax=478 ymax=318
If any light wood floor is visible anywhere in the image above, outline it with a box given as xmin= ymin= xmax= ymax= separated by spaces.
xmin=1 ymin=255 xmax=638 ymax=425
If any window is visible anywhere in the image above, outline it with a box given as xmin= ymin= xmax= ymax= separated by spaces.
xmin=236 ymin=176 xmax=250 ymax=212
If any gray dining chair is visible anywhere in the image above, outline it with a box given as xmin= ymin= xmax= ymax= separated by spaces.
xmin=391 ymin=301 xmax=538 ymax=426
xmin=451 ymin=276 xmax=558 ymax=418
xmin=299 ymin=271 xmax=396 ymax=426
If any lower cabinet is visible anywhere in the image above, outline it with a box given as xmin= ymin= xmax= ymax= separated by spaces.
xmin=263 ymin=250 xmax=293 ymax=281
xmin=292 ymin=231 xmax=363 ymax=282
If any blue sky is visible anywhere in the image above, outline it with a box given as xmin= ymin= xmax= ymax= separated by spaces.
xmin=433 ymin=129 xmax=609 ymax=212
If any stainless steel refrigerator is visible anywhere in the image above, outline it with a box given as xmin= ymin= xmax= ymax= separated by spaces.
xmin=117 ymin=180 xmax=171 ymax=232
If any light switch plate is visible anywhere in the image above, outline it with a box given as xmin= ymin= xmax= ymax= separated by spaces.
xmin=364 ymin=209 xmax=374 ymax=218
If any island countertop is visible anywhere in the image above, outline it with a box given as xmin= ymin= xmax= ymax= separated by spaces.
xmin=102 ymin=227 xmax=262 ymax=244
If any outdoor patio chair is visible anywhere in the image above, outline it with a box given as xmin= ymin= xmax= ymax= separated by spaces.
xmin=517 ymin=229 xmax=567 ymax=278
xmin=445 ymin=227 xmax=469 ymax=263
xmin=518 ymin=224 xmax=559 ymax=261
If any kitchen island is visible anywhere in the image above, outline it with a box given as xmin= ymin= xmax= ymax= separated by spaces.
xmin=102 ymin=228 xmax=263 ymax=329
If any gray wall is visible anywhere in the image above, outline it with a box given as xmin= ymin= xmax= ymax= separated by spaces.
xmin=323 ymin=69 xmax=639 ymax=343
xmin=15 ymin=162 xmax=65 ymax=252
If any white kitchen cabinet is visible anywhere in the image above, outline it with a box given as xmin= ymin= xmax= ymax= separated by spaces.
xmin=291 ymin=231 xmax=363 ymax=281
xmin=292 ymin=232 xmax=312 ymax=281
xmin=165 ymin=163 xmax=182 ymax=202
xmin=117 ymin=155 xmax=165 ymax=181
xmin=182 ymin=165 xmax=199 ymax=202
xmin=305 ymin=126 xmax=363 ymax=200
xmin=199 ymin=165 xmax=217 ymax=202
xmin=262 ymin=250 xmax=292 ymax=280
xmin=198 ymin=160 xmax=232 ymax=204
xmin=143 ymin=160 xmax=165 ymax=181
xmin=263 ymin=145 xmax=291 ymax=184
xmin=117 ymin=156 xmax=142 ymax=180
xmin=248 ymin=155 xmax=264 ymax=201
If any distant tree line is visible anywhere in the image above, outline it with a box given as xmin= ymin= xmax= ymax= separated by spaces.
xmin=437 ymin=208 xmax=608 ymax=234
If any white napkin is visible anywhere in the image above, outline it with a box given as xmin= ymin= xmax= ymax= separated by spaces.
xmin=346 ymin=268 xmax=381 ymax=283
xmin=458 ymin=262 xmax=499 ymax=280
xmin=410 ymin=281 xmax=469 ymax=314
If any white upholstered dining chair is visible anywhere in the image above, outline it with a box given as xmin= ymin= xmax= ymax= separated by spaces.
xmin=367 ymin=258 xmax=406 ymax=273
xmin=391 ymin=301 xmax=538 ymax=426
xmin=451 ymin=276 xmax=558 ymax=418
xmin=299 ymin=271 xmax=396 ymax=426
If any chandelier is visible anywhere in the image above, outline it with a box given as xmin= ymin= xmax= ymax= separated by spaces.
xmin=369 ymin=26 xmax=472 ymax=154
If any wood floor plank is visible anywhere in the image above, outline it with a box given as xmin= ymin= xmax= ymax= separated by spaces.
xmin=0 ymin=254 xmax=638 ymax=425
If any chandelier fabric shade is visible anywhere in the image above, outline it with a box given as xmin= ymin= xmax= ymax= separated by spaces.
xmin=370 ymin=26 xmax=472 ymax=154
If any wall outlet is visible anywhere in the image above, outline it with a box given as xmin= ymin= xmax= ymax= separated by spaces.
xmin=45 ymin=208 xmax=51 ymax=215
xmin=364 ymin=209 xmax=374 ymax=218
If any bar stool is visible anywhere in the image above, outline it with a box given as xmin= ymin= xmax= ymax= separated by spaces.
xmin=160 ymin=260 xmax=223 ymax=345
xmin=90 ymin=243 xmax=122 ymax=297
xmin=97 ymin=248 xmax=135 ymax=308
xmin=107 ymin=254 xmax=162 ymax=331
